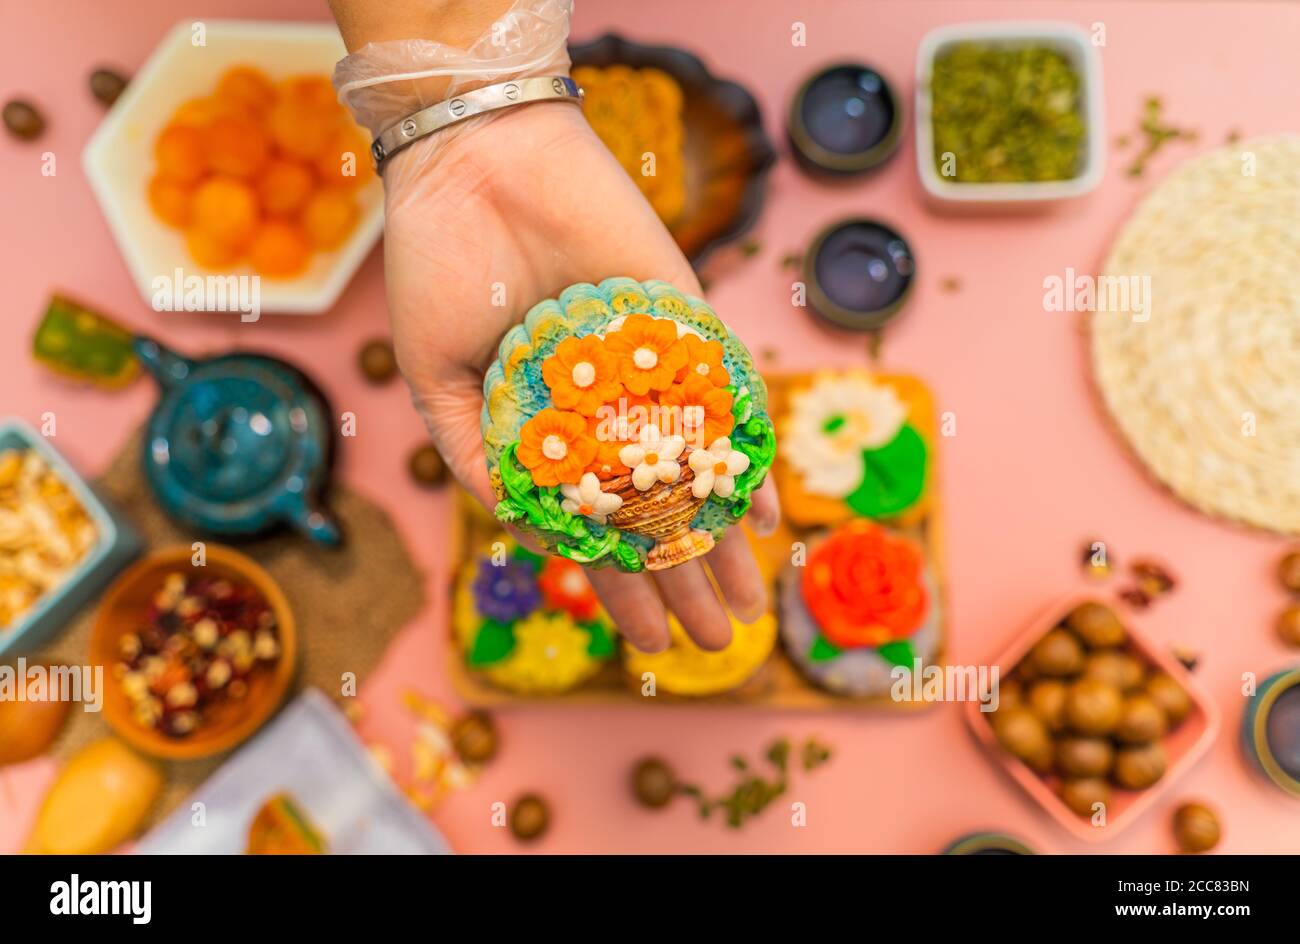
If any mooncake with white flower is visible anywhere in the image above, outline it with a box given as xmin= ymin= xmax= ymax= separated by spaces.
xmin=773 ymin=370 xmax=931 ymax=527
xmin=453 ymin=537 xmax=618 ymax=695
xmin=481 ymin=278 xmax=775 ymax=572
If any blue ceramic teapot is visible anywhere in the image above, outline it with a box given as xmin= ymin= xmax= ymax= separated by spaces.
xmin=135 ymin=336 xmax=340 ymax=545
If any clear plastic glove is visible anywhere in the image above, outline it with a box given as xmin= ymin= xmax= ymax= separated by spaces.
xmin=332 ymin=0 xmax=779 ymax=652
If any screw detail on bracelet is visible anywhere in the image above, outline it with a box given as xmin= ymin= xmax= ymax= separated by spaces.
xmin=371 ymin=75 xmax=584 ymax=174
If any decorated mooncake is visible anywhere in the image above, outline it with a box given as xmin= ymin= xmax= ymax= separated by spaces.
xmin=775 ymin=371 xmax=930 ymax=527
xmin=482 ymin=279 xmax=775 ymax=572
xmin=453 ymin=539 xmax=617 ymax=695
xmin=779 ymin=520 xmax=939 ymax=698
xmin=622 ymin=610 xmax=777 ymax=697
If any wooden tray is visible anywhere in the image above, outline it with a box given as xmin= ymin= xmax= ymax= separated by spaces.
xmin=448 ymin=370 xmax=948 ymax=711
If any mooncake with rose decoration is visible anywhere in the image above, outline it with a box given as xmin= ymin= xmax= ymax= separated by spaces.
xmin=453 ymin=537 xmax=618 ymax=695
xmin=779 ymin=520 xmax=940 ymax=698
xmin=482 ymin=278 xmax=775 ymax=572
xmin=772 ymin=370 xmax=931 ymax=528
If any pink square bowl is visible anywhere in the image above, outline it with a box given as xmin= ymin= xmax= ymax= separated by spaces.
xmin=965 ymin=592 xmax=1220 ymax=842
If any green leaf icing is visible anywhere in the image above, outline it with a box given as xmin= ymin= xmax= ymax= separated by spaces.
xmin=583 ymin=620 xmax=616 ymax=658
xmin=877 ymin=639 xmax=917 ymax=669
xmin=468 ymin=619 xmax=516 ymax=666
xmin=845 ymin=423 xmax=927 ymax=519
xmin=808 ymin=634 xmax=842 ymax=663
xmin=493 ymin=443 xmax=644 ymax=573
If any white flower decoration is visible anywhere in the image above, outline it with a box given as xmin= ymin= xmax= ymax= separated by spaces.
xmin=618 ymin=423 xmax=685 ymax=491
xmin=560 ymin=472 xmax=623 ymax=524
xmin=688 ymin=437 xmax=750 ymax=499
xmin=783 ymin=374 xmax=908 ymax=498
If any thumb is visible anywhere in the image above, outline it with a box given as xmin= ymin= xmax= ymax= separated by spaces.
xmin=407 ymin=380 xmax=497 ymax=511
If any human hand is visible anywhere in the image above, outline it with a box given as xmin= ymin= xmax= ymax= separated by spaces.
xmin=380 ymin=102 xmax=780 ymax=652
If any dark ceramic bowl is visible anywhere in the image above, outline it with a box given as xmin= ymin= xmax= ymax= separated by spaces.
xmin=788 ymin=62 xmax=902 ymax=176
xmin=569 ymin=33 xmax=776 ymax=267
xmin=803 ymin=218 xmax=915 ymax=331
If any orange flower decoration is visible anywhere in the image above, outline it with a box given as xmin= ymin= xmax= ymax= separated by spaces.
xmin=516 ymin=409 xmax=598 ymax=487
xmin=538 ymin=556 xmax=600 ymax=621
xmin=801 ymin=521 xmax=928 ymax=649
xmin=541 ymin=335 xmax=623 ymax=417
xmin=659 ymin=374 xmax=734 ymax=449
xmin=675 ymin=334 xmax=730 ymax=388
xmin=585 ymin=392 xmax=653 ymax=479
xmin=604 ymin=314 xmax=688 ymax=395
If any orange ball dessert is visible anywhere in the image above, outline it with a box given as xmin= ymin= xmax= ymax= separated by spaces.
xmin=146 ymin=64 xmax=372 ymax=278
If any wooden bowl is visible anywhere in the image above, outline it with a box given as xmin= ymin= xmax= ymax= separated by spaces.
xmin=89 ymin=544 xmax=297 ymax=760
xmin=965 ymin=592 xmax=1219 ymax=842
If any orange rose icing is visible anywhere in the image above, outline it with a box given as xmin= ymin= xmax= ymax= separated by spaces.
xmin=800 ymin=521 xmax=928 ymax=649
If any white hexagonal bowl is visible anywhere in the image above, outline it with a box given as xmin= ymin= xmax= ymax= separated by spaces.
xmin=83 ymin=19 xmax=384 ymax=315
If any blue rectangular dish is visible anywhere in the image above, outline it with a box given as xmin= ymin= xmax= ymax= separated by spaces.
xmin=0 ymin=417 xmax=141 ymax=658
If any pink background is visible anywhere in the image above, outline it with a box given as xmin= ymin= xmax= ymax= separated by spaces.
xmin=2 ymin=0 xmax=1299 ymax=854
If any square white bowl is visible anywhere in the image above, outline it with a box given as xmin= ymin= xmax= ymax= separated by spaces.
xmin=83 ymin=19 xmax=383 ymax=315
xmin=915 ymin=21 xmax=1105 ymax=210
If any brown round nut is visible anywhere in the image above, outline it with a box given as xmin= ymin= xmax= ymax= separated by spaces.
xmin=1027 ymin=679 xmax=1069 ymax=733
xmin=408 ymin=443 xmax=446 ymax=487
xmin=1278 ymin=550 xmax=1300 ymax=594
xmin=1114 ymin=741 xmax=1167 ymax=790
xmin=450 ymin=711 xmax=498 ymax=764
xmin=1059 ymin=777 xmax=1112 ymax=818
xmin=1031 ymin=628 xmax=1085 ymax=677
xmin=1066 ymin=602 xmax=1127 ymax=648
xmin=997 ymin=677 xmax=1024 ymax=712
xmin=993 ymin=707 xmax=1053 ymax=773
xmin=631 ymin=757 xmax=677 ymax=809
xmin=1277 ymin=604 xmax=1300 ymax=649
xmin=89 ymin=68 xmax=128 ymax=106
xmin=1082 ymin=650 xmax=1145 ymax=692
xmin=1115 ymin=693 xmax=1168 ymax=744
xmin=1065 ymin=677 xmax=1123 ymax=736
xmin=1144 ymin=673 xmax=1191 ymax=727
xmin=509 ymin=793 xmax=550 ymax=841
xmin=3 ymin=99 xmax=44 ymax=140
xmin=1172 ymin=801 xmax=1221 ymax=853
xmin=358 ymin=338 xmax=397 ymax=384
xmin=1056 ymin=737 xmax=1114 ymax=778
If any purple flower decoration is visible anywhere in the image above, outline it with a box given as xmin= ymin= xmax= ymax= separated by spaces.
xmin=472 ymin=557 xmax=540 ymax=623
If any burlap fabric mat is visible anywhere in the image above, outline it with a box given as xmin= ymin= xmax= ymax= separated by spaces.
xmin=31 ymin=428 xmax=424 ymax=825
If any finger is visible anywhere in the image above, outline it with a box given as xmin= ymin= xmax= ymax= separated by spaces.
xmin=407 ymin=383 xmax=498 ymax=510
xmin=747 ymin=477 xmax=781 ymax=537
xmin=587 ymin=568 xmax=671 ymax=654
xmin=705 ymin=530 xmax=767 ymax=624
xmin=652 ymin=559 xmax=732 ymax=651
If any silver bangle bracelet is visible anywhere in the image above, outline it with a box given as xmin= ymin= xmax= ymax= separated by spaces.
xmin=370 ymin=75 xmax=584 ymax=173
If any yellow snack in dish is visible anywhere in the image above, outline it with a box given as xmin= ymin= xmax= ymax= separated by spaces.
xmin=572 ymin=64 xmax=687 ymax=225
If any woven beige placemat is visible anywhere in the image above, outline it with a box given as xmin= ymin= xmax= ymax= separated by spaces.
xmin=1091 ymin=135 xmax=1300 ymax=535
xmin=31 ymin=427 xmax=425 ymax=824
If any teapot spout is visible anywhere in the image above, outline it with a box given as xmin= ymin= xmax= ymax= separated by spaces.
xmin=133 ymin=335 xmax=195 ymax=389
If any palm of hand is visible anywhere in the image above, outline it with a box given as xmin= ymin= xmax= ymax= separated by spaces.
xmin=380 ymin=104 xmax=776 ymax=652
